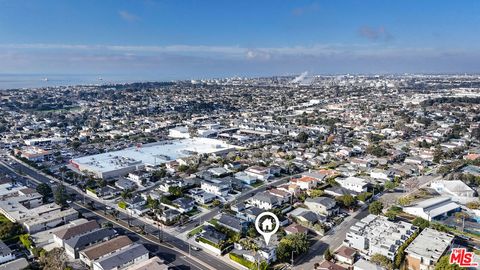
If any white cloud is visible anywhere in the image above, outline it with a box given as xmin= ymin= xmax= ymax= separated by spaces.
xmin=118 ymin=10 xmax=139 ymax=22
xmin=0 ymin=42 xmax=458 ymax=59
xmin=0 ymin=42 xmax=479 ymax=76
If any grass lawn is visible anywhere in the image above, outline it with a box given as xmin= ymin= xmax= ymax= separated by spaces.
xmin=185 ymin=208 xmax=201 ymax=217
xmin=208 ymin=218 xmax=219 ymax=226
xmin=187 ymin=225 xmax=204 ymax=238
xmin=198 ymin=204 xmax=211 ymax=210
xmin=251 ymin=181 xmax=264 ymax=188
xmin=0 ymin=214 xmax=10 ymax=224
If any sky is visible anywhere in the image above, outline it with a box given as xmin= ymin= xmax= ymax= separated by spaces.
xmin=1 ymin=0 xmax=480 ymax=80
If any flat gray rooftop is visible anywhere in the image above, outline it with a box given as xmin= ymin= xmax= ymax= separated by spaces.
xmin=72 ymin=138 xmax=236 ymax=173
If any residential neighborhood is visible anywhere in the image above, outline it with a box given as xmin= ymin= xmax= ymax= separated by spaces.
xmin=0 ymin=74 xmax=480 ymax=270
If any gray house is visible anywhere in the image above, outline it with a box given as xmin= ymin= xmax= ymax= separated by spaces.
xmin=304 ymin=197 xmax=339 ymax=216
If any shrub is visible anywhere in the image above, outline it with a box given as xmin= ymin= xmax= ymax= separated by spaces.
xmin=19 ymin=234 xmax=33 ymax=250
xmin=118 ymin=201 xmax=127 ymax=209
xmin=229 ymin=252 xmax=255 ymax=269
xmin=197 ymin=237 xmax=220 ymax=249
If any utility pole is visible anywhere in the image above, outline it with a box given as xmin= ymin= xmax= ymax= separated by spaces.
xmin=157 ymin=222 xmax=162 ymax=242
xmin=291 ymin=250 xmax=295 ymax=269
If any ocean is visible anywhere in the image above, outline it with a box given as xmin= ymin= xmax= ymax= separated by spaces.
xmin=0 ymin=74 xmax=163 ymax=90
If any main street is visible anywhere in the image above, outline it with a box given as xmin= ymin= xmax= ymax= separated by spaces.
xmin=0 ymin=153 xmax=238 ymax=270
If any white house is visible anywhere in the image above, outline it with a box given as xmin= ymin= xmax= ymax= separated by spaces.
xmin=336 ymin=176 xmax=368 ymax=193
xmin=190 ymin=189 xmax=216 ymax=204
xmin=128 ymin=170 xmax=152 ymax=186
xmin=245 ymin=166 xmax=272 ymax=181
xmin=289 ymin=176 xmax=317 ymax=190
xmin=370 ymin=169 xmax=393 ymax=181
xmin=201 ymin=179 xmax=231 ymax=197
xmin=249 ymin=192 xmax=279 ymax=210
xmin=234 ymin=171 xmax=257 ymax=185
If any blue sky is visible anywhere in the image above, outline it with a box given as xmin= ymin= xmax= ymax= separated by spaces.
xmin=0 ymin=0 xmax=479 ymax=79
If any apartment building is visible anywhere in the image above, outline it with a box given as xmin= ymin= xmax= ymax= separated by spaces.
xmin=404 ymin=228 xmax=453 ymax=270
xmin=345 ymin=215 xmax=417 ymax=261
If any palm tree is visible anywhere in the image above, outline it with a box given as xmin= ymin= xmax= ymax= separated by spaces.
xmin=112 ymin=210 xmax=120 ymax=221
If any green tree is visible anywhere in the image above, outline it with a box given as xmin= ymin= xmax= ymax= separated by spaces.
xmin=412 ymin=217 xmax=430 ymax=230
xmin=324 ymin=248 xmax=333 ymax=261
xmin=370 ymin=253 xmax=392 ymax=270
xmin=151 ymin=169 xmax=167 ymax=182
xmin=147 ymin=196 xmax=160 ymax=210
xmin=338 ymin=194 xmax=356 ymax=208
xmin=398 ymin=195 xmax=413 ymax=206
xmin=435 ymin=255 xmax=462 ymax=270
xmin=36 ymin=183 xmax=53 ymax=203
xmin=357 ymin=192 xmax=372 ymax=202
xmin=0 ymin=222 xmax=23 ymax=240
xmin=385 ymin=210 xmax=397 ymax=221
xmin=276 ymin=233 xmax=309 ymax=262
xmin=120 ymin=189 xmax=132 ymax=199
xmin=385 ymin=206 xmax=402 ymax=221
xmin=297 ymin=131 xmax=309 ymax=143
xmin=466 ymin=200 xmax=480 ymax=209
xmin=168 ymin=186 xmax=182 ymax=197
xmin=369 ymin=201 xmax=384 ymax=215
xmin=309 ymin=189 xmax=324 ymax=198
xmin=384 ymin=181 xmax=396 ymax=191
xmin=178 ymin=164 xmax=189 ymax=172
xmin=54 ymin=184 xmax=69 ymax=207
xmin=247 ymin=226 xmax=258 ymax=238
xmin=455 ymin=212 xmax=469 ymax=223
xmin=212 ymin=199 xmax=221 ymax=207
xmin=366 ymin=144 xmax=388 ymax=157
xmin=433 ymin=146 xmax=444 ymax=164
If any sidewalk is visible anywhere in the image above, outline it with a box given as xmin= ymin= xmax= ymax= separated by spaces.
xmin=186 ymin=236 xmax=239 ymax=269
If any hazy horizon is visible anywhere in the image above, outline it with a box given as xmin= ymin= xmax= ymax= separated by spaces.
xmin=1 ymin=0 xmax=480 ymax=79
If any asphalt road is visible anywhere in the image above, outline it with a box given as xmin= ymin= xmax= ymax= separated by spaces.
xmin=73 ymin=204 xmax=206 ymax=270
xmin=176 ymin=175 xmax=292 ymax=234
xmin=293 ymin=205 xmax=370 ymax=269
xmin=1 ymin=154 xmax=238 ymax=270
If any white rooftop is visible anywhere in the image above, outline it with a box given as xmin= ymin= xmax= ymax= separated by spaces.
xmin=338 ymin=176 xmax=368 ymax=185
xmin=72 ymin=138 xmax=236 ymax=173
xmin=431 ymin=180 xmax=474 ymax=194
xmin=405 ymin=228 xmax=453 ymax=263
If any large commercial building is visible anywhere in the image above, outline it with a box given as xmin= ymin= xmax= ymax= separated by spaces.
xmin=403 ymin=197 xmax=461 ymax=221
xmin=70 ymin=138 xmax=236 ymax=179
